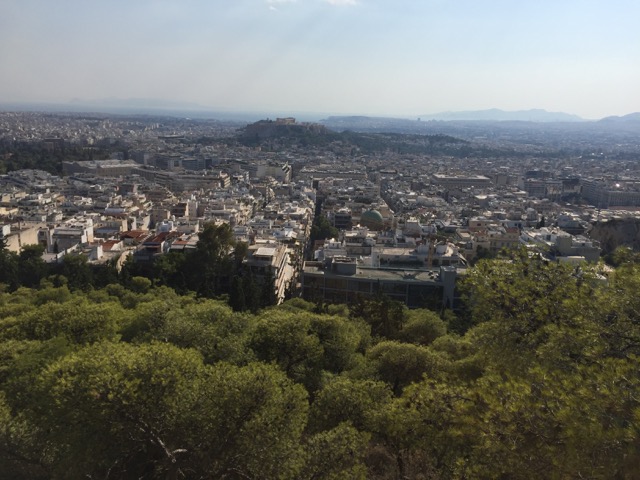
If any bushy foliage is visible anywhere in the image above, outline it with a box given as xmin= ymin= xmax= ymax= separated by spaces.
xmin=2 ymin=255 xmax=640 ymax=478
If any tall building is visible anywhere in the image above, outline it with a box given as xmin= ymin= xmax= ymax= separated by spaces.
xmin=245 ymin=242 xmax=291 ymax=303
xmin=581 ymin=179 xmax=640 ymax=208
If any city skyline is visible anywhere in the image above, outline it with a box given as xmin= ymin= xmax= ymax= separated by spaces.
xmin=1 ymin=0 xmax=639 ymax=120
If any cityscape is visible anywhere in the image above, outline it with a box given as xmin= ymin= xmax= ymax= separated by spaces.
xmin=2 ymin=110 xmax=640 ymax=308
xmin=2 ymin=104 xmax=640 ymax=478
xmin=2 ymin=0 xmax=640 ymax=478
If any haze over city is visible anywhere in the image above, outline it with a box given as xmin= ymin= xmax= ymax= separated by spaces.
xmin=1 ymin=0 xmax=639 ymax=119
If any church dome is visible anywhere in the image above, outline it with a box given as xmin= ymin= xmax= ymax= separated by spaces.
xmin=360 ymin=209 xmax=384 ymax=230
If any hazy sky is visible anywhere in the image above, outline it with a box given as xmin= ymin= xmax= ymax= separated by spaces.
xmin=1 ymin=0 xmax=639 ymax=119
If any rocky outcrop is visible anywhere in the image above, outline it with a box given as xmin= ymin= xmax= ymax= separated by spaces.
xmin=589 ymin=219 xmax=640 ymax=254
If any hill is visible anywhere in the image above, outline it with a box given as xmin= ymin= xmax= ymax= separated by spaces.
xmin=240 ymin=117 xmax=330 ymax=141
xmin=598 ymin=112 xmax=640 ymax=125
xmin=236 ymin=118 xmax=466 ymax=155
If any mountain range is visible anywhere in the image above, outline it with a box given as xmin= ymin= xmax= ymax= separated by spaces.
xmin=418 ymin=108 xmax=585 ymax=122
xmin=598 ymin=112 xmax=640 ymax=124
xmin=1 ymin=100 xmax=639 ymax=125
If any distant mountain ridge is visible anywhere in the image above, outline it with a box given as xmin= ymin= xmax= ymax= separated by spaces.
xmin=68 ymin=97 xmax=210 ymax=111
xmin=2 ymin=99 xmax=638 ymax=125
xmin=419 ymin=108 xmax=585 ymax=123
xmin=598 ymin=112 xmax=640 ymax=124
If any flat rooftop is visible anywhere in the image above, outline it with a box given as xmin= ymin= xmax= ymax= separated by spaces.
xmin=304 ymin=263 xmax=445 ymax=283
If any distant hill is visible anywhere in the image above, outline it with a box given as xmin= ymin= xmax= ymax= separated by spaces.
xmin=236 ymin=118 xmax=465 ymax=155
xmin=320 ymin=111 xmax=589 ymax=135
xmin=419 ymin=108 xmax=585 ymax=123
xmin=316 ymin=113 xmax=640 ymax=158
xmin=598 ymin=112 xmax=640 ymax=125
xmin=240 ymin=118 xmax=330 ymax=141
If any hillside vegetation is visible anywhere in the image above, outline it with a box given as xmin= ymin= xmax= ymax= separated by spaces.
xmin=1 ymin=252 xmax=640 ymax=479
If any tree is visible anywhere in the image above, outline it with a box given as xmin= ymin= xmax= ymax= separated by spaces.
xmin=457 ymin=361 xmax=640 ymax=479
xmin=91 ymin=259 xmax=119 ymax=288
xmin=229 ymin=275 xmax=246 ymax=312
xmin=17 ymin=245 xmax=47 ymax=288
xmin=33 ymin=284 xmax=71 ymax=305
xmin=309 ymin=214 xmax=339 ymax=246
xmin=369 ymin=378 xmax=475 ymax=479
xmin=58 ymin=254 xmax=93 ymax=291
xmin=11 ymin=296 xmax=121 ymax=344
xmin=350 ymin=292 xmax=405 ymax=339
xmin=242 ymin=272 xmax=260 ymax=313
xmin=0 ymin=392 xmax=51 ymax=479
xmin=594 ymin=264 xmax=640 ymax=358
xmin=367 ymin=341 xmax=449 ymax=396
xmin=29 ymin=342 xmax=208 ymax=478
xmin=5 ymin=251 xmax=640 ymax=479
xmin=234 ymin=240 xmax=249 ymax=267
xmin=395 ymin=309 xmax=447 ymax=345
xmin=129 ymin=276 xmax=152 ymax=294
xmin=249 ymin=311 xmax=324 ymax=390
xmin=472 ymin=244 xmax=494 ymax=263
xmin=308 ymin=377 xmax=392 ymax=433
xmin=184 ymin=361 xmax=309 ymax=479
xmin=154 ymin=300 xmax=255 ymax=365
xmin=309 ymin=314 xmax=363 ymax=374
xmin=19 ymin=342 xmax=309 ymax=479
xmin=300 ymin=423 xmax=370 ymax=480
xmin=460 ymin=252 xmax=600 ymax=373
xmin=0 ymin=243 xmax=19 ymax=290
xmin=152 ymin=251 xmax=188 ymax=292
xmin=188 ymin=222 xmax=236 ymax=297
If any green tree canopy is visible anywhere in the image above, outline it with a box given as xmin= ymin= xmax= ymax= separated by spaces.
xmin=7 ymin=341 xmax=309 ymax=479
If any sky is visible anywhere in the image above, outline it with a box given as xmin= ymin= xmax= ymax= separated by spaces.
xmin=1 ymin=0 xmax=639 ymax=119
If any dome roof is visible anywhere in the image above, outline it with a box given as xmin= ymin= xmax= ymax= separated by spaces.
xmin=360 ymin=209 xmax=384 ymax=230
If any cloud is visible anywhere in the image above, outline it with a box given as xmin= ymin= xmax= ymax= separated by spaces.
xmin=265 ymin=0 xmax=297 ymax=11
xmin=324 ymin=0 xmax=358 ymax=5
